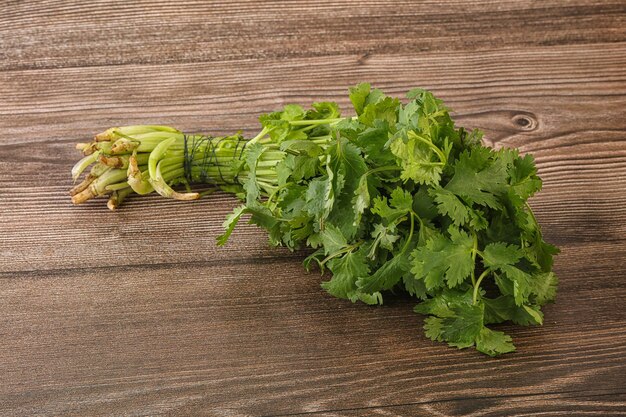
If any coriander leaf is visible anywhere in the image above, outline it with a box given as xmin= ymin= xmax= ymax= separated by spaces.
xmin=359 ymin=96 xmax=400 ymax=127
xmin=326 ymin=138 xmax=368 ymax=239
xmin=430 ymin=187 xmax=470 ymax=225
xmin=305 ymin=177 xmax=330 ymax=220
xmin=412 ymin=187 xmax=439 ymax=221
xmin=310 ymin=101 xmax=341 ymax=120
xmin=475 ymin=327 xmax=516 ymax=356
xmin=414 ymin=287 xmax=474 ymax=317
xmin=411 ymin=227 xmax=475 ymax=290
xmin=370 ymin=187 xmax=413 ymax=225
xmin=322 ymin=248 xmax=372 ymax=302
xmin=530 ymin=272 xmax=559 ymax=305
xmin=436 ymin=302 xmax=484 ymax=347
xmin=482 ymin=242 xmax=523 ymax=269
xmin=357 ymin=249 xmax=412 ymax=293
xmin=390 ymin=131 xmax=447 ymax=185
xmin=349 ymin=83 xmax=371 ymax=115
xmin=371 ymin=223 xmax=400 ymax=252
xmin=280 ymin=139 xmax=323 ymax=157
xmin=242 ymin=142 xmax=266 ymax=204
xmin=403 ymin=274 xmax=428 ymax=299
xmin=353 ymin=125 xmax=396 ymax=166
xmin=483 ymin=296 xmax=544 ymax=326
xmin=527 ymin=232 xmax=560 ymax=272
xmin=444 ymin=148 xmax=508 ymax=209
xmin=320 ymin=223 xmax=348 ymax=255
xmin=390 ymin=187 xmax=414 ymax=212
xmin=482 ymin=243 xmax=535 ymax=306
xmin=217 ymin=204 xmax=247 ymax=246
xmin=508 ymin=153 xmax=542 ymax=202
xmin=352 ymin=173 xmax=371 ymax=227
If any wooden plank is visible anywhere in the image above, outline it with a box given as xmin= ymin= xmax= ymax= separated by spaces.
xmin=1 ymin=1 xmax=624 ymax=71
xmin=1 ymin=241 xmax=625 ymax=416
xmin=2 ymin=43 xmax=626 ymax=145
xmin=291 ymin=393 xmax=626 ymax=416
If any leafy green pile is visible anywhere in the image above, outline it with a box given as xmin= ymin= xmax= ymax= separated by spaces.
xmin=71 ymin=84 xmax=558 ymax=356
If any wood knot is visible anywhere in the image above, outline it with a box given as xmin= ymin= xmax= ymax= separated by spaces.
xmin=511 ymin=112 xmax=538 ymax=131
xmin=357 ymin=52 xmax=370 ymax=65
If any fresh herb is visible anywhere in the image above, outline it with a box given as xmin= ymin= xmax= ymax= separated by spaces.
xmin=70 ymin=84 xmax=559 ymax=356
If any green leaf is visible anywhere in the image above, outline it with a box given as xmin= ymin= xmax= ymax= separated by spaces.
xmin=280 ymin=140 xmax=323 ymax=157
xmin=322 ymin=248 xmax=371 ymax=301
xmin=305 ymin=177 xmax=330 ymax=220
xmin=326 ymin=138 xmax=368 ymax=239
xmin=527 ymin=233 xmax=560 ymax=272
xmin=390 ymin=131 xmax=447 ymax=185
xmin=353 ymin=125 xmax=396 ymax=166
xmin=246 ymin=202 xmax=279 ymax=231
xmin=483 ymin=296 xmax=544 ymax=326
xmin=349 ymin=83 xmax=371 ymax=115
xmin=403 ymin=274 xmax=428 ymax=299
xmin=217 ymin=204 xmax=247 ymax=246
xmin=508 ymin=153 xmax=542 ymax=201
xmin=370 ymin=223 xmax=400 ymax=253
xmin=430 ymin=187 xmax=470 ymax=226
xmin=357 ymin=250 xmax=411 ymax=293
xmin=390 ymin=187 xmax=413 ymax=212
xmin=482 ymin=243 xmax=523 ymax=269
xmin=242 ymin=142 xmax=266 ymax=204
xmin=414 ymin=287 xmax=474 ymax=317
xmin=352 ymin=173 xmax=371 ymax=227
xmin=475 ymin=327 xmax=516 ymax=356
xmin=370 ymin=186 xmax=413 ymax=225
xmin=411 ymin=227 xmax=475 ymax=290
xmin=530 ymin=272 xmax=559 ymax=305
xmin=445 ymin=148 xmax=509 ymax=209
xmin=310 ymin=101 xmax=341 ymax=120
xmin=437 ymin=303 xmax=484 ymax=346
xmin=320 ymin=224 xmax=348 ymax=255
xmin=481 ymin=243 xmax=535 ymax=306
xmin=359 ymin=96 xmax=399 ymax=127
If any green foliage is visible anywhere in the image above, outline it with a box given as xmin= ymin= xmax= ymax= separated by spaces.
xmin=217 ymin=83 xmax=559 ymax=356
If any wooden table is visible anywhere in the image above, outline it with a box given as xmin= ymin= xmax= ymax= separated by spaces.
xmin=1 ymin=1 xmax=625 ymax=415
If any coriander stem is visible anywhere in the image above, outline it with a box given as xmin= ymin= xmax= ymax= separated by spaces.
xmin=248 ymin=127 xmax=270 ymax=146
xmin=407 ymin=131 xmax=447 ymax=163
xmin=365 ymin=165 xmax=403 ymax=176
xmin=320 ymin=241 xmax=363 ymax=266
xmin=472 ymin=269 xmax=490 ymax=305
xmin=400 ymin=212 xmax=416 ymax=255
xmin=288 ymin=117 xmax=344 ymax=126
xmin=471 ymin=231 xmax=478 ymax=286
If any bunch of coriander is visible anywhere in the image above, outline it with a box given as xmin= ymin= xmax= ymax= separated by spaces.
xmin=71 ymin=84 xmax=559 ymax=356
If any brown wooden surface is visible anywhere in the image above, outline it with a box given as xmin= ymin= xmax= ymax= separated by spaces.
xmin=1 ymin=1 xmax=625 ymax=416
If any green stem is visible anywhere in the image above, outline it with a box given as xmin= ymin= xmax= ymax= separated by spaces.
xmin=471 ymin=231 xmax=478 ymax=286
xmin=320 ymin=241 xmax=363 ymax=266
xmin=407 ymin=131 xmax=447 ymax=163
xmin=473 ymin=269 xmax=490 ymax=305
xmin=365 ymin=165 xmax=403 ymax=176
xmin=288 ymin=117 xmax=344 ymax=126
xmin=400 ymin=212 xmax=416 ymax=255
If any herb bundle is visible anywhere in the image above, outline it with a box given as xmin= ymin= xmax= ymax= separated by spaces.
xmin=71 ymin=84 xmax=559 ymax=356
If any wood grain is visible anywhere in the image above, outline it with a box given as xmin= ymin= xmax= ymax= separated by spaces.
xmin=1 ymin=1 xmax=624 ymax=71
xmin=1 ymin=1 xmax=626 ymax=416
xmin=2 ymin=43 xmax=626 ymax=144
xmin=1 ymin=245 xmax=625 ymax=416
xmin=290 ymin=393 xmax=626 ymax=417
